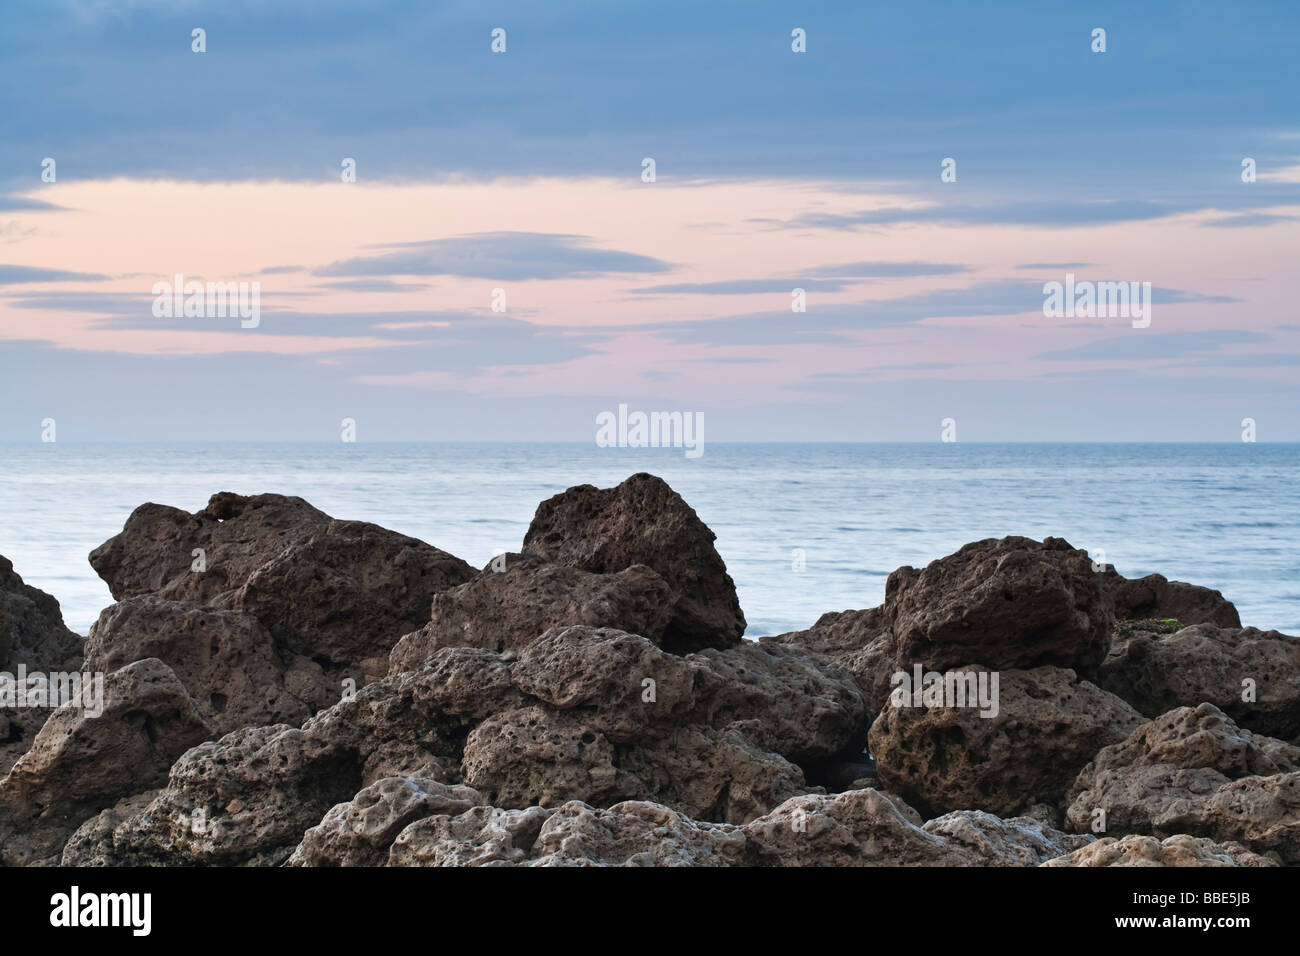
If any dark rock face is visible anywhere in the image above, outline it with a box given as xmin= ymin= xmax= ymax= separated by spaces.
xmin=5 ymin=478 xmax=1290 ymax=869
xmin=1099 ymin=623 xmax=1300 ymax=742
xmin=84 ymin=492 xmax=475 ymax=718
xmin=868 ymin=666 xmax=1145 ymax=817
xmin=521 ymin=474 xmax=745 ymax=652
xmin=89 ymin=492 xmax=476 ymax=669
xmin=0 ymin=555 xmax=85 ymax=774
xmin=886 ymin=537 xmax=1113 ymax=681
xmin=63 ymin=625 xmax=867 ymax=864
xmin=1102 ymin=569 xmax=1241 ymax=628
xmin=1065 ymin=704 xmax=1300 ymax=863
xmin=84 ymin=597 xmax=313 ymax=734
xmin=0 ymin=554 xmax=84 ymax=672
xmin=389 ymin=556 xmax=675 ymax=669
xmin=0 ymin=659 xmax=211 ymax=865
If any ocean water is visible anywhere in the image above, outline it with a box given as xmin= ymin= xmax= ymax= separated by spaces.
xmin=0 ymin=442 xmax=1296 ymax=638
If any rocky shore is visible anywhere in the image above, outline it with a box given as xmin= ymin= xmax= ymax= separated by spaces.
xmin=0 ymin=473 xmax=1295 ymax=866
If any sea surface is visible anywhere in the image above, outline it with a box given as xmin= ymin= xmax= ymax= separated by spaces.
xmin=0 ymin=442 xmax=1296 ymax=638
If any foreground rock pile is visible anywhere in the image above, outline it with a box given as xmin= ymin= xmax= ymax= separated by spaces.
xmin=0 ymin=474 xmax=1296 ymax=866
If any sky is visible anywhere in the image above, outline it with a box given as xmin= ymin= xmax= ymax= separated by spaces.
xmin=2 ymin=0 xmax=1298 ymax=441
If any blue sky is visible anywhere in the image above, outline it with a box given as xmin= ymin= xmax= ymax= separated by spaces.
xmin=1 ymin=0 xmax=1298 ymax=440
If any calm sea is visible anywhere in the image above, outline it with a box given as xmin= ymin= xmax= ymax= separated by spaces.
xmin=1 ymin=443 xmax=1296 ymax=638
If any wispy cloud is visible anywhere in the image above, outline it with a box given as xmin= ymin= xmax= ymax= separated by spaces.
xmin=314 ymin=232 xmax=672 ymax=280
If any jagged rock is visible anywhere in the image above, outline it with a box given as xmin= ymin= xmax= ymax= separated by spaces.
xmin=63 ymin=625 xmax=864 ymax=863
xmin=886 ymin=537 xmax=1113 ymax=680
xmin=509 ymin=626 xmax=866 ymax=762
xmin=390 ymin=804 xmax=559 ymax=866
xmin=0 ymin=555 xmax=85 ymax=773
xmin=762 ymin=608 xmax=896 ymax=714
xmin=766 ymin=537 xmax=1118 ymax=710
xmin=1102 ymin=569 xmax=1240 ymax=628
xmin=288 ymin=776 xmax=483 ymax=866
xmin=88 ymin=492 xmax=475 ymax=674
xmin=60 ymin=790 xmax=160 ymax=867
xmin=1043 ymin=833 xmax=1277 ymax=867
xmin=59 ymin=650 xmax=500 ymax=867
xmin=869 ymin=665 xmax=1145 ymax=817
xmin=84 ymin=597 xmax=313 ymax=734
xmin=1100 ymin=623 xmax=1300 ymax=741
xmin=0 ymin=659 xmax=211 ymax=865
xmin=1066 ymin=703 xmax=1300 ymax=863
xmin=0 ymin=554 xmax=83 ymax=671
xmin=389 ymin=557 xmax=675 ymax=669
xmin=387 ymin=789 xmax=1090 ymax=867
xmin=521 ymin=474 xmax=745 ymax=652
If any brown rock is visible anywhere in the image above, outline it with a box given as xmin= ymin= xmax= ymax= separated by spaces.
xmin=389 ymin=556 xmax=674 ymax=670
xmin=0 ymin=555 xmax=85 ymax=774
xmin=0 ymin=658 xmax=212 ymax=865
xmin=869 ymin=665 xmax=1145 ymax=817
xmin=1043 ymin=833 xmax=1277 ymax=867
xmin=885 ymin=537 xmax=1113 ymax=680
xmin=1099 ymin=623 xmax=1300 ymax=741
xmin=88 ymin=491 xmax=475 ymax=672
xmin=762 ymin=608 xmax=896 ymax=714
xmin=1065 ymin=703 xmax=1300 ymax=863
xmin=387 ymin=789 xmax=1089 ymax=867
xmin=1102 ymin=569 xmax=1241 ymax=628
xmin=288 ymin=776 xmax=483 ymax=866
xmin=84 ymin=596 xmax=314 ymax=734
xmin=521 ymin=474 xmax=745 ymax=652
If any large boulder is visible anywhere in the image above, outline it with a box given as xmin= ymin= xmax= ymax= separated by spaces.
xmin=869 ymin=665 xmax=1145 ymax=817
xmin=885 ymin=537 xmax=1113 ymax=680
xmin=84 ymin=597 xmax=315 ymax=734
xmin=89 ymin=492 xmax=475 ymax=671
xmin=1065 ymin=703 xmax=1300 ymax=863
xmin=389 ymin=556 xmax=675 ymax=669
xmin=1099 ymin=622 xmax=1300 ymax=741
xmin=1101 ymin=569 xmax=1240 ymax=628
xmin=521 ymin=474 xmax=745 ymax=652
xmin=0 ymin=658 xmax=212 ymax=865
xmin=766 ymin=536 xmax=1118 ymax=710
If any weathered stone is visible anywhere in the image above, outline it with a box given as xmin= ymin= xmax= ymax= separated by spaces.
xmin=0 ymin=554 xmax=85 ymax=774
xmin=1102 ymin=569 xmax=1241 ymax=628
xmin=1100 ymin=623 xmax=1300 ymax=741
xmin=288 ymin=776 xmax=483 ymax=866
xmin=89 ymin=492 xmax=475 ymax=674
xmin=84 ymin=596 xmax=313 ymax=734
xmin=521 ymin=474 xmax=745 ymax=652
xmin=869 ymin=665 xmax=1145 ymax=817
xmin=885 ymin=537 xmax=1113 ymax=680
xmin=389 ymin=557 xmax=674 ymax=669
xmin=1066 ymin=704 xmax=1300 ymax=863
xmin=387 ymin=788 xmax=1089 ymax=867
xmin=762 ymin=608 xmax=897 ymax=714
xmin=0 ymin=659 xmax=211 ymax=865
xmin=1043 ymin=833 xmax=1277 ymax=867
